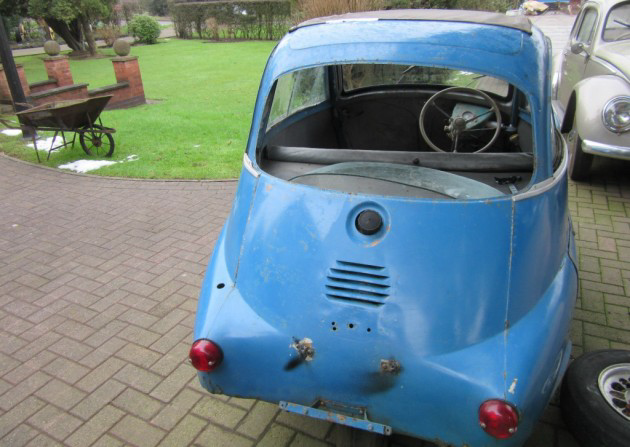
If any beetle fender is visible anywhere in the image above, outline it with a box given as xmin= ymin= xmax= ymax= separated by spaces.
xmin=562 ymin=75 xmax=630 ymax=145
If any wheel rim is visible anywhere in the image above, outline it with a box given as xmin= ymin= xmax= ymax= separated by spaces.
xmin=598 ymin=363 xmax=630 ymax=420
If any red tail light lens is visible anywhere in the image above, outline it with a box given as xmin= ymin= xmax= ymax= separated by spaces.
xmin=479 ymin=399 xmax=519 ymax=439
xmin=189 ymin=339 xmax=223 ymax=372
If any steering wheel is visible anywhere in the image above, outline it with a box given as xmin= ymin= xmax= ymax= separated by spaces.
xmin=419 ymin=87 xmax=502 ymax=153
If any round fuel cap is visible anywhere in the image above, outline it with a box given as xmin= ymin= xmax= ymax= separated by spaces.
xmin=356 ymin=210 xmax=383 ymax=235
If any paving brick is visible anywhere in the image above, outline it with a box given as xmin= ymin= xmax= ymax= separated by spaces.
xmin=112 ymin=387 xmax=163 ymax=420
xmin=194 ymin=422 xmax=254 ymax=447
xmin=110 ymin=414 xmax=166 ymax=447
xmin=65 ymin=405 xmax=125 ymax=447
xmin=237 ymin=400 xmax=279 ymax=439
xmin=118 ymin=308 xmax=159 ymax=329
xmin=257 ymin=423 xmax=296 ymax=447
xmin=157 ymin=414 xmax=207 ymax=447
xmin=0 ymin=377 xmax=11 ymax=396
xmin=150 ymin=325 xmax=191 ymax=354
xmin=192 ymin=396 xmax=247 ymax=429
xmin=53 ymin=319 xmax=95 ymax=341
xmin=0 ymin=372 xmax=52 ymax=411
xmin=76 ymin=357 xmax=126 ymax=393
xmin=85 ymin=320 xmax=128 ymax=346
xmin=151 ymin=388 xmax=203 ymax=431
xmin=28 ymin=404 xmax=83 ymax=441
xmin=1 ymin=424 xmax=39 ymax=447
xmin=151 ymin=343 xmax=189 ymax=376
xmin=0 ymin=396 xmax=46 ymax=438
xmin=0 ymin=352 xmax=20 ymax=375
xmin=41 ymin=356 xmax=90 ymax=384
xmin=573 ymin=308 xmax=607 ymax=325
xmin=115 ymin=342 xmax=161 ymax=368
xmin=57 ymin=302 xmax=99 ymax=323
xmin=150 ymin=364 xmax=196 ymax=402
xmin=48 ymin=337 xmax=91 ymax=362
xmin=117 ymin=325 xmax=161 ymax=347
xmin=91 ymin=434 xmax=125 ymax=447
xmin=25 ymin=433 xmax=63 ymax=447
xmin=114 ymin=363 xmax=162 ymax=393
xmin=34 ymin=378 xmax=86 ymax=410
xmin=70 ymin=379 xmax=126 ymax=420
xmin=230 ymin=396 xmax=256 ymax=411
xmin=1 ymin=314 xmax=34 ymax=336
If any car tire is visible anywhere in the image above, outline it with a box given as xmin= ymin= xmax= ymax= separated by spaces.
xmin=561 ymin=350 xmax=630 ymax=447
xmin=568 ymin=131 xmax=593 ymax=181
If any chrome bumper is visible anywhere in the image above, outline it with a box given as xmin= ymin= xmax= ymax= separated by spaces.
xmin=582 ymin=139 xmax=630 ymax=160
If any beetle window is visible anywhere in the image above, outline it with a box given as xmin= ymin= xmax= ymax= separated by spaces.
xmin=576 ymin=8 xmax=598 ymax=44
xmin=603 ymin=2 xmax=630 ymax=42
xmin=268 ymin=67 xmax=328 ymax=128
xmin=341 ymin=64 xmax=509 ymax=98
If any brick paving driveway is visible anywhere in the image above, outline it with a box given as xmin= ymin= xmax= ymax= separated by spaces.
xmin=1 ymin=12 xmax=630 ymax=447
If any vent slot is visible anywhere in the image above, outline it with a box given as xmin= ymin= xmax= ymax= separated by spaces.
xmin=326 ymin=260 xmax=390 ymax=306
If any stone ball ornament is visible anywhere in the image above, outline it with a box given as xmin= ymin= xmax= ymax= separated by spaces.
xmin=113 ymin=39 xmax=131 ymax=57
xmin=43 ymin=40 xmax=60 ymax=56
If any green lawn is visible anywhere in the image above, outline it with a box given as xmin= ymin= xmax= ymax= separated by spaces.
xmin=0 ymin=38 xmax=276 ymax=179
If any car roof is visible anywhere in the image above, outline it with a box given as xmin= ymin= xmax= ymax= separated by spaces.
xmin=292 ymin=9 xmax=533 ymax=34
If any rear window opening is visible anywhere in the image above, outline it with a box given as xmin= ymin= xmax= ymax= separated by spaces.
xmin=257 ymin=64 xmax=545 ymax=199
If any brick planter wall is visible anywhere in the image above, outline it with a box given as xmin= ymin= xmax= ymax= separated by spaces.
xmin=0 ymin=65 xmax=31 ymax=104
xmin=111 ymin=56 xmax=146 ymax=108
xmin=30 ymin=84 xmax=89 ymax=107
xmin=43 ymin=56 xmax=74 ymax=87
xmin=29 ymin=79 xmax=59 ymax=94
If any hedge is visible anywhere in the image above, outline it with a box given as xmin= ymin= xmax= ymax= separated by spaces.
xmin=170 ymin=1 xmax=291 ymax=40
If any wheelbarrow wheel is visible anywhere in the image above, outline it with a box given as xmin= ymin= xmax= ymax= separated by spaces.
xmin=79 ymin=125 xmax=115 ymax=157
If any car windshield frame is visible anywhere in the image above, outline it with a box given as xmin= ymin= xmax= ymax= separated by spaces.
xmin=602 ymin=1 xmax=630 ymax=42
xmin=339 ymin=63 xmax=511 ymax=98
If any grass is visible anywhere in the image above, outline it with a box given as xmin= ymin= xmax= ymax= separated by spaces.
xmin=0 ymin=38 xmax=276 ymax=179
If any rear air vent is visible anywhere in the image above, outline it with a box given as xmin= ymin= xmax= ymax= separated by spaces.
xmin=326 ymin=261 xmax=390 ymax=306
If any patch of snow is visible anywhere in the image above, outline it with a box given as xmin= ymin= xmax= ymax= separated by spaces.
xmin=58 ymin=154 xmax=139 ymax=173
xmin=2 ymin=129 xmax=22 ymax=137
xmin=58 ymin=160 xmax=118 ymax=173
xmin=27 ymin=136 xmax=65 ymax=152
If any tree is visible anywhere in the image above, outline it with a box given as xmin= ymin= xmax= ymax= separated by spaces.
xmin=1 ymin=0 xmax=115 ymax=55
xmin=149 ymin=0 xmax=168 ymax=16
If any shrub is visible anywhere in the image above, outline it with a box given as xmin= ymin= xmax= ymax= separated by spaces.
xmin=129 ymin=15 xmax=161 ymax=44
xmin=96 ymin=24 xmax=122 ymax=46
xmin=297 ymin=0 xmax=385 ymax=21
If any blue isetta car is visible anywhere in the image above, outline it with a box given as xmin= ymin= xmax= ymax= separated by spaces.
xmin=190 ymin=9 xmax=578 ymax=447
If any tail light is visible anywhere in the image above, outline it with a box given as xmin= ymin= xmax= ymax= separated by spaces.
xmin=189 ymin=339 xmax=223 ymax=372
xmin=478 ymin=399 xmax=519 ymax=439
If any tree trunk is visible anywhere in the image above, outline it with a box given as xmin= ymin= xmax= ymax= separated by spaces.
xmin=44 ymin=17 xmax=82 ymax=51
xmin=79 ymin=14 xmax=96 ymax=56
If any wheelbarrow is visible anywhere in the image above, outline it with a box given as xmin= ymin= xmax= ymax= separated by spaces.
xmin=0 ymin=95 xmax=115 ymax=162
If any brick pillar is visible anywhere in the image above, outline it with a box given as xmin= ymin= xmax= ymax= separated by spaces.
xmin=112 ymin=56 xmax=145 ymax=106
xmin=43 ymin=55 xmax=73 ymax=87
xmin=0 ymin=64 xmax=31 ymax=102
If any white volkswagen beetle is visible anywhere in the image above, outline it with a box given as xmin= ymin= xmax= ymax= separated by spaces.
xmin=553 ymin=0 xmax=630 ymax=180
